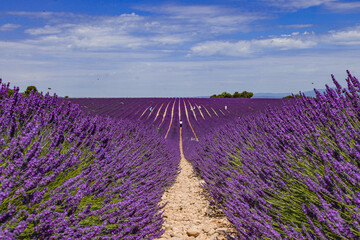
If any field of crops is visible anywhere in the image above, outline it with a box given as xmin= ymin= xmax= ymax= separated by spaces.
xmin=1 ymin=71 xmax=360 ymax=239
xmin=0 ymin=84 xmax=180 ymax=239
xmin=62 ymin=98 xmax=288 ymax=143
xmin=187 ymin=72 xmax=360 ymax=239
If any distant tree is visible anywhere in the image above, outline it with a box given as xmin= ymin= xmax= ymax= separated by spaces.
xmin=239 ymin=91 xmax=253 ymax=98
xmin=64 ymin=96 xmax=69 ymax=98
xmin=24 ymin=86 xmax=38 ymax=97
xmin=211 ymin=90 xmax=253 ymax=98
xmin=222 ymin=92 xmax=232 ymax=98
xmin=233 ymin=91 xmax=241 ymax=98
xmin=283 ymin=94 xmax=301 ymax=99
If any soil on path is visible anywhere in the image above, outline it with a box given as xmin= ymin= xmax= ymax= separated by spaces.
xmin=157 ymin=128 xmax=234 ymax=240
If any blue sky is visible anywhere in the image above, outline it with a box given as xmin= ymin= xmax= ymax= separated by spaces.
xmin=0 ymin=0 xmax=360 ymax=97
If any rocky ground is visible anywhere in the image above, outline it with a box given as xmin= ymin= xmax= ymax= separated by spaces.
xmin=156 ymin=130 xmax=234 ymax=240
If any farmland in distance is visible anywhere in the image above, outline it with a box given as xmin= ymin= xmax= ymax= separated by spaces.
xmin=62 ymin=98 xmax=289 ymax=144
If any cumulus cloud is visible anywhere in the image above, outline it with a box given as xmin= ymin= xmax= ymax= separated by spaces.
xmin=2 ymin=49 xmax=359 ymax=97
xmin=326 ymin=26 xmax=360 ymax=45
xmin=280 ymin=24 xmax=314 ymax=28
xmin=267 ymin=0 xmax=360 ymax=13
xmin=135 ymin=4 xmax=266 ymax=34
xmin=190 ymin=33 xmax=317 ymax=56
xmin=7 ymin=4 xmax=267 ymax=55
xmin=266 ymin=0 xmax=335 ymax=10
xmin=191 ymin=24 xmax=360 ymax=57
xmin=0 ymin=24 xmax=21 ymax=31
xmin=18 ymin=12 xmax=197 ymax=53
xmin=1 ymin=3 xmax=360 ymax=97
xmin=25 ymin=24 xmax=74 ymax=35
xmin=324 ymin=1 xmax=360 ymax=11
xmin=190 ymin=41 xmax=252 ymax=57
xmin=6 ymin=11 xmax=77 ymax=19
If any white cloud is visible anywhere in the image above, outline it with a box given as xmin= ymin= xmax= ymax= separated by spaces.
xmin=191 ymin=33 xmax=317 ymax=56
xmin=280 ymin=24 xmax=314 ymax=28
xmin=326 ymin=26 xmax=360 ymax=45
xmin=6 ymin=11 xmax=77 ymax=19
xmin=21 ymin=12 xmax=191 ymax=52
xmin=324 ymin=1 xmax=360 ymax=11
xmin=150 ymin=5 xmax=221 ymax=16
xmin=0 ymin=24 xmax=21 ymax=31
xmin=191 ymin=24 xmax=360 ymax=57
xmin=255 ymin=37 xmax=317 ymax=49
xmin=1 ymin=4 xmax=360 ymax=97
xmin=190 ymin=41 xmax=252 ymax=57
xmin=11 ymin=4 xmax=266 ymax=55
xmin=267 ymin=0 xmax=360 ymax=12
xmin=1 ymin=50 xmax=359 ymax=97
xmin=25 ymin=24 xmax=72 ymax=35
xmin=135 ymin=4 xmax=266 ymax=34
xmin=266 ymin=0 xmax=335 ymax=10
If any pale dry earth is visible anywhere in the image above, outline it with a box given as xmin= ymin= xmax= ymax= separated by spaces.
xmin=156 ymin=129 xmax=234 ymax=240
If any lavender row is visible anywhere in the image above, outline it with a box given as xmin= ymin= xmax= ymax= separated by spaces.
xmin=186 ymin=71 xmax=360 ymax=239
xmin=63 ymin=97 xmax=287 ymax=143
xmin=0 ymin=82 xmax=180 ymax=239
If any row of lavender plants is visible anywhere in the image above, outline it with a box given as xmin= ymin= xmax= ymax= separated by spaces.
xmin=0 ymin=81 xmax=180 ymax=239
xmin=187 ymin=71 xmax=360 ymax=239
xmin=64 ymin=97 xmax=287 ymax=143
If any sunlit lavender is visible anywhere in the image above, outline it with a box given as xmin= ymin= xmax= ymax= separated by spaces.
xmin=1 ymin=71 xmax=360 ymax=239
xmin=0 ymin=83 xmax=179 ymax=239
xmin=187 ymin=71 xmax=360 ymax=239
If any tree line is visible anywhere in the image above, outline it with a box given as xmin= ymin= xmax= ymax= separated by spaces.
xmin=282 ymin=94 xmax=301 ymax=99
xmin=8 ymin=85 xmax=39 ymax=97
xmin=210 ymin=91 xmax=254 ymax=98
xmin=7 ymin=86 xmax=69 ymax=98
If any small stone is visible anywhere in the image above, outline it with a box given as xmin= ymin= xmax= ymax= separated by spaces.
xmin=170 ymin=232 xmax=175 ymax=237
xmin=187 ymin=227 xmax=200 ymax=237
xmin=216 ymin=228 xmax=227 ymax=233
xmin=202 ymin=227 xmax=211 ymax=233
xmin=210 ymin=219 xmax=218 ymax=224
xmin=194 ymin=204 xmax=202 ymax=210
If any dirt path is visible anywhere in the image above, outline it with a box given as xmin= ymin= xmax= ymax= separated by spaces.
xmin=165 ymin=99 xmax=176 ymax=139
xmin=187 ymin=100 xmax=198 ymax=121
xmin=157 ymin=128 xmax=233 ymax=240
xmin=202 ymin=106 xmax=212 ymax=118
xmin=183 ymin=100 xmax=199 ymax=141
xmin=210 ymin=107 xmax=219 ymax=117
xmin=195 ymin=104 xmax=205 ymax=120
xmin=153 ymin=104 xmax=164 ymax=122
xmin=139 ymin=106 xmax=150 ymax=119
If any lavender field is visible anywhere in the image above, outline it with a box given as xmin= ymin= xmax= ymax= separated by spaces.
xmin=61 ymin=97 xmax=288 ymax=146
xmin=1 ymin=71 xmax=360 ymax=239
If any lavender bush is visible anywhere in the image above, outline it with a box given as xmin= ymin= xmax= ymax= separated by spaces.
xmin=0 ymin=81 xmax=180 ymax=239
xmin=187 ymin=71 xmax=360 ymax=239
